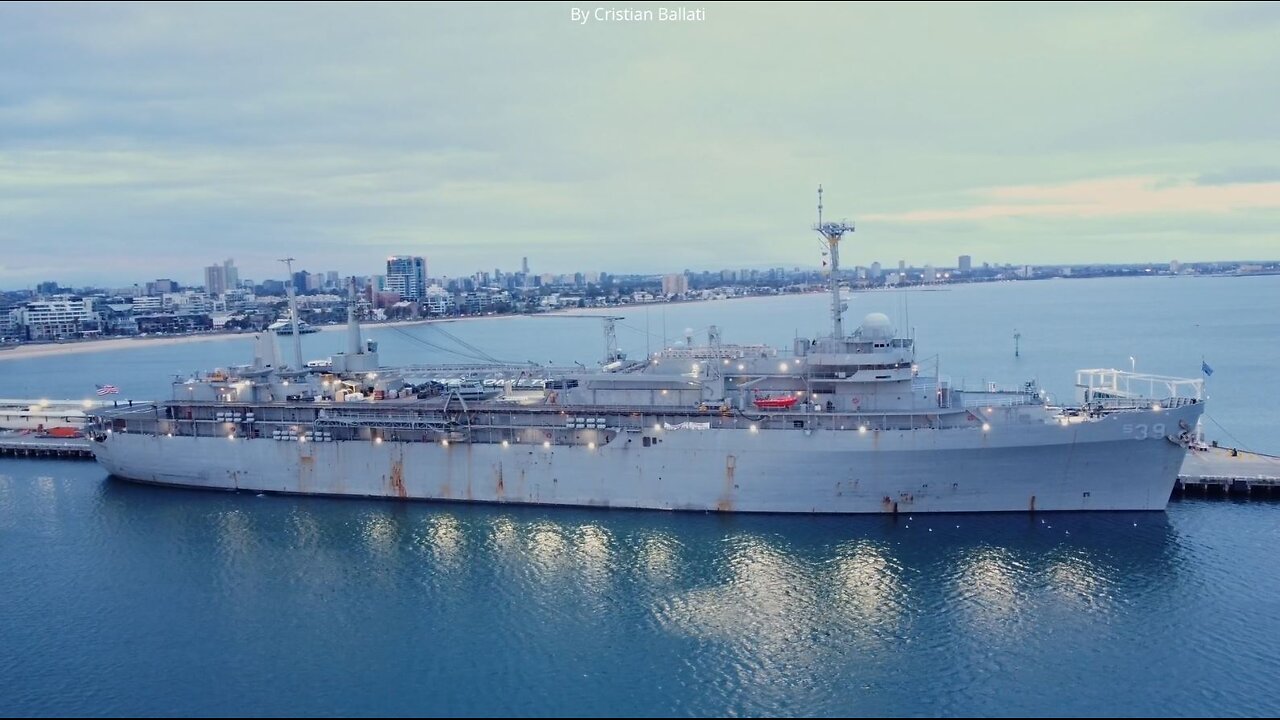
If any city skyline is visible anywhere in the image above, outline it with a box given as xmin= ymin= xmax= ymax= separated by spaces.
xmin=2 ymin=4 xmax=1278 ymax=285
xmin=7 ymin=250 xmax=1280 ymax=295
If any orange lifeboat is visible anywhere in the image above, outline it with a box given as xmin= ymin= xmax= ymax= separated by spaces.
xmin=44 ymin=426 xmax=84 ymax=439
xmin=752 ymin=395 xmax=799 ymax=410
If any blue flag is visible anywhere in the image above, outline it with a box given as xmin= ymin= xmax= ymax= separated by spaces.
xmin=1202 ymin=360 xmax=1214 ymax=377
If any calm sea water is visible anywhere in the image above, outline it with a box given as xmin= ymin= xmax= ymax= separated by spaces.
xmin=2 ymin=275 xmax=1279 ymax=716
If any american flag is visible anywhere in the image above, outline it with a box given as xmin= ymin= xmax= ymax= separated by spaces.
xmin=95 ymin=384 xmax=119 ymax=396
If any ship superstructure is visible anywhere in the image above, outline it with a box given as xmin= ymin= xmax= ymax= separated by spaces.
xmin=90 ymin=192 xmax=1205 ymax=513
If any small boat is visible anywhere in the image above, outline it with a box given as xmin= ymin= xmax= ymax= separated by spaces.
xmin=269 ymin=313 xmax=319 ymax=335
xmin=752 ymin=394 xmax=799 ymax=409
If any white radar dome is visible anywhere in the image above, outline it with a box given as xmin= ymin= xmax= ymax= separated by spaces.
xmin=859 ymin=312 xmax=894 ymax=340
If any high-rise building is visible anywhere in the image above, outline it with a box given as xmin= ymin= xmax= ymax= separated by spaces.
xmin=522 ymin=257 xmax=529 ymax=275
xmin=958 ymin=255 xmax=972 ymax=273
xmin=870 ymin=261 xmax=882 ymax=279
xmin=1170 ymin=260 xmax=1182 ymax=274
xmin=386 ymin=256 xmax=427 ymax=301
xmin=924 ymin=265 xmax=937 ymax=283
xmin=898 ymin=260 xmax=906 ymax=274
xmin=223 ymin=259 xmax=239 ymax=290
xmin=662 ymin=274 xmax=689 ymax=296
xmin=204 ymin=264 xmax=227 ymax=296
xmin=147 ymin=279 xmax=177 ymax=295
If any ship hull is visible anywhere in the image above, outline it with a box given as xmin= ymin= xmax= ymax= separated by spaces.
xmin=93 ymin=403 xmax=1201 ymax=513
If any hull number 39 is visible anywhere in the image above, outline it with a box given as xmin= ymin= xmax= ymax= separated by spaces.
xmin=1123 ymin=423 xmax=1165 ymax=440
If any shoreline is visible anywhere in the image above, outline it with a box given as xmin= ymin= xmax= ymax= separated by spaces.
xmin=0 ymin=296 xmax=795 ymax=362
xmin=0 ymin=272 xmax=1265 ymax=362
xmin=0 ymin=317 xmax=438 ymax=362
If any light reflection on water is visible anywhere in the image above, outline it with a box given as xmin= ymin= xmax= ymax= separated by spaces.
xmin=422 ymin=513 xmax=463 ymax=565
xmin=2 ymin=466 xmax=1279 ymax=716
xmin=639 ymin=532 xmax=680 ymax=583
xmin=952 ymin=546 xmax=1025 ymax=630
xmin=830 ymin=540 xmax=907 ymax=636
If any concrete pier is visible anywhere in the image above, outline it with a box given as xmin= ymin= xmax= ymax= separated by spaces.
xmin=1176 ymin=446 xmax=1280 ymax=498
xmin=0 ymin=434 xmax=95 ymax=459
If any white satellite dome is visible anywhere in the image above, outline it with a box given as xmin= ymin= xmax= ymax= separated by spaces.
xmin=858 ymin=312 xmax=894 ymax=340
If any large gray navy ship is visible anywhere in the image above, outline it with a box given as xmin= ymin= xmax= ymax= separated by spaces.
xmin=91 ymin=192 xmax=1205 ymax=513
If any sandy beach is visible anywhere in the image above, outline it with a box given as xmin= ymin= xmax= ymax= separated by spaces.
xmin=0 ymin=293 xmax=826 ymax=363
xmin=0 ymin=317 xmax=441 ymax=362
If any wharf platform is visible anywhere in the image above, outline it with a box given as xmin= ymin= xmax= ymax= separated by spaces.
xmin=1175 ymin=445 xmax=1280 ymax=498
xmin=0 ymin=433 xmax=95 ymax=459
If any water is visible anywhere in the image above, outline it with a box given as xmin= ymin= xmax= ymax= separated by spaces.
xmin=1 ymin=275 xmax=1279 ymax=716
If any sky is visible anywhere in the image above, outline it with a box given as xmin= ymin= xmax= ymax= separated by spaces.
xmin=1 ymin=2 xmax=1278 ymax=287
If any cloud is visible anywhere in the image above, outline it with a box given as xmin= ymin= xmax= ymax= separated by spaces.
xmin=0 ymin=3 xmax=1277 ymax=284
xmin=1196 ymin=167 xmax=1280 ymax=186
xmin=864 ymin=176 xmax=1280 ymax=223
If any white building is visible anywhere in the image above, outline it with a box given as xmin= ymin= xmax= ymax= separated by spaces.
xmin=387 ymin=256 xmax=427 ymax=301
xmin=131 ymin=296 xmax=163 ymax=313
xmin=423 ymin=286 xmax=454 ymax=316
xmin=12 ymin=296 xmax=101 ymax=341
xmin=162 ymin=291 xmax=222 ymax=314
